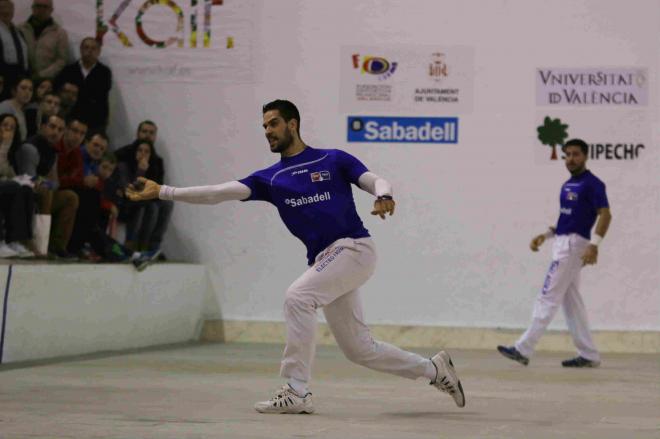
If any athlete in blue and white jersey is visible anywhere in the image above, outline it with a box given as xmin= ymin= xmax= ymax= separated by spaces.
xmin=127 ymin=100 xmax=465 ymax=414
xmin=498 ymin=138 xmax=612 ymax=368
xmin=238 ymin=146 xmax=372 ymax=266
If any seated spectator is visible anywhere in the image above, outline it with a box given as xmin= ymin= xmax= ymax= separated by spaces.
xmin=34 ymin=77 xmax=53 ymax=99
xmin=25 ymin=90 xmax=59 ymax=138
xmin=97 ymin=152 xmax=118 ymax=229
xmin=115 ymin=121 xmax=172 ymax=254
xmin=19 ymin=0 xmax=69 ymax=82
xmin=55 ymin=37 xmax=111 ymax=132
xmin=56 ymin=80 xmax=77 ymax=121
xmin=15 ymin=113 xmax=78 ymax=259
xmin=0 ymin=113 xmax=34 ymax=258
xmin=55 ymin=121 xmax=110 ymax=257
xmin=0 ymin=0 xmax=29 ymax=99
xmin=0 ymin=76 xmax=33 ymax=141
xmin=84 ymin=151 xmax=137 ymax=262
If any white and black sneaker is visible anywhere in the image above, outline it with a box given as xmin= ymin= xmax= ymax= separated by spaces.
xmin=430 ymin=351 xmax=466 ymax=408
xmin=254 ymin=385 xmax=315 ymax=414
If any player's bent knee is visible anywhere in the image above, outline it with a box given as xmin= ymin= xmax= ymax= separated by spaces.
xmin=283 ymin=291 xmax=315 ymax=314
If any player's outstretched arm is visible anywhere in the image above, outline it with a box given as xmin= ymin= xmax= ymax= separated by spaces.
xmin=126 ymin=176 xmax=251 ymax=205
xmin=357 ymin=171 xmax=395 ymax=220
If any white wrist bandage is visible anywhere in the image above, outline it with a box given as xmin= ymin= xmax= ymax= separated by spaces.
xmin=590 ymin=234 xmax=604 ymax=246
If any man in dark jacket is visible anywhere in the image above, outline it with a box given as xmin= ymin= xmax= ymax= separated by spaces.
xmin=54 ymin=37 xmax=111 ymax=132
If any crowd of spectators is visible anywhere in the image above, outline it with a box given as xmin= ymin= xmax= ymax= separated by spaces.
xmin=0 ymin=0 xmax=173 ymax=267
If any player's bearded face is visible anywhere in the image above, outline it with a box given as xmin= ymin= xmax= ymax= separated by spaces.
xmin=564 ymin=146 xmax=587 ymax=175
xmin=267 ymin=123 xmax=293 ymax=153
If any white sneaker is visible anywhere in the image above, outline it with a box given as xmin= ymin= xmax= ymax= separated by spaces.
xmin=430 ymin=351 xmax=466 ymax=408
xmin=0 ymin=241 xmax=19 ymax=258
xmin=254 ymin=385 xmax=315 ymax=414
xmin=8 ymin=242 xmax=34 ymax=258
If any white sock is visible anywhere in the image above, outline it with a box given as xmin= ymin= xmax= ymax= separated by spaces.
xmin=424 ymin=359 xmax=438 ymax=381
xmin=287 ymin=378 xmax=309 ymax=396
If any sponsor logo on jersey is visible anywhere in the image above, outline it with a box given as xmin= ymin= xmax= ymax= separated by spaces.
xmin=560 ymin=207 xmax=572 ymax=215
xmin=566 ymin=192 xmax=579 ymax=201
xmin=292 ymin=169 xmax=309 ymax=176
xmin=311 ymin=171 xmax=331 ymax=182
xmin=284 ymin=192 xmax=332 ymax=207
xmin=347 ymin=116 xmax=458 ymax=144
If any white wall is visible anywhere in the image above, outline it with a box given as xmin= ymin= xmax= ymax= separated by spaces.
xmin=1 ymin=264 xmax=208 ymax=363
xmin=15 ymin=0 xmax=660 ymax=331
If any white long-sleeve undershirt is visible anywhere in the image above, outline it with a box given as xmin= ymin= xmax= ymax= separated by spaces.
xmin=159 ymin=180 xmax=251 ymax=204
xmin=158 ymin=171 xmax=393 ymax=205
xmin=357 ymin=171 xmax=393 ymax=198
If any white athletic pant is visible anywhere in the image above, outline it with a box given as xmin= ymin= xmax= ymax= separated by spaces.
xmin=515 ymin=234 xmax=600 ymax=361
xmin=280 ymin=237 xmax=429 ymax=383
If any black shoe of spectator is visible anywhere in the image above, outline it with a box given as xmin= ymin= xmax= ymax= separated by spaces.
xmin=51 ymin=250 xmax=79 ymax=262
xmin=157 ymin=252 xmax=167 ymax=261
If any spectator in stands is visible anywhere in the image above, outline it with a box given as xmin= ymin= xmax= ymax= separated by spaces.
xmin=56 ymin=121 xmax=109 ymax=257
xmin=0 ymin=0 xmax=29 ymax=99
xmin=55 ymin=37 xmax=111 ymax=132
xmin=0 ymin=112 xmax=34 ymax=258
xmin=15 ymin=113 xmax=78 ymax=259
xmin=0 ymin=76 xmax=33 ymax=141
xmin=19 ymin=0 xmax=69 ymax=82
xmin=97 ymin=151 xmax=118 ymax=229
xmin=87 ymin=151 xmax=138 ymax=262
xmin=33 ymin=77 xmax=53 ymax=100
xmin=25 ymin=78 xmax=54 ymax=136
xmin=119 ymin=140 xmax=172 ymax=252
xmin=25 ymin=90 xmax=59 ymax=138
xmin=115 ymin=121 xmax=172 ymax=254
xmin=57 ymin=80 xmax=78 ymax=121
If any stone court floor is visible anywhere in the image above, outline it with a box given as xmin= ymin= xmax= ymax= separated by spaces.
xmin=0 ymin=342 xmax=658 ymax=439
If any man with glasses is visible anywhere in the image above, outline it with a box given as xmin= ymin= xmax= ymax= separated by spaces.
xmin=20 ymin=0 xmax=69 ymax=81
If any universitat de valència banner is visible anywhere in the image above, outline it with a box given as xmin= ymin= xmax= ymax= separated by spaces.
xmin=60 ymin=0 xmax=256 ymax=83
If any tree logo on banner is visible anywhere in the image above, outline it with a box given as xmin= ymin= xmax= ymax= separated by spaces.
xmin=96 ymin=0 xmax=228 ymax=48
xmin=537 ymin=116 xmax=568 ymax=160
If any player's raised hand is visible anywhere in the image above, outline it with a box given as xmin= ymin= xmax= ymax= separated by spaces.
xmin=581 ymin=244 xmax=598 ymax=266
xmin=371 ymin=197 xmax=395 ymax=219
xmin=126 ymin=177 xmax=161 ymax=201
xmin=530 ymin=234 xmax=546 ymax=252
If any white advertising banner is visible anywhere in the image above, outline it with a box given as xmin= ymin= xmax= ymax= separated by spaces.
xmin=536 ymin=68 xmax=649 ymax=106
xmin=63 ymin=0 xmax=256 ymax=83
xmin=339 ymin=45 xmax=474 ymax=114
